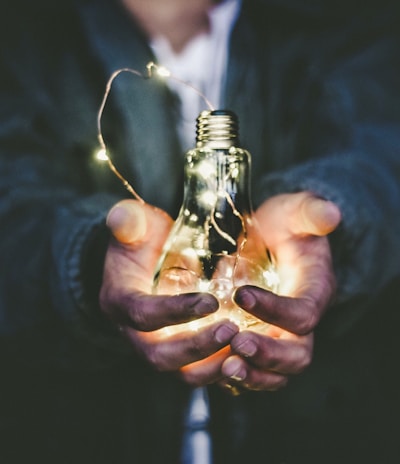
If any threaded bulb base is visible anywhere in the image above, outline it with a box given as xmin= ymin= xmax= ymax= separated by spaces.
xmin=196 ymin=110 xmax=239 ymax=148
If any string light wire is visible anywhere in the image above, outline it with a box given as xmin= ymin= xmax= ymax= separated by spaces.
xmin=96 ymin=62 xmax=258 ymax=306
xmin=96 ymin=61 xmax=214 ymax=204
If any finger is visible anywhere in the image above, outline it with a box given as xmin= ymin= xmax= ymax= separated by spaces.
xmin=106 ymin=200 xmax=147 ymax=243
xmin=256 ymin=192 xmax=341 ymax=243
xmin=234 ymin=285 xmax=320 ymax=335
xmin=122 ymin=320 xmax=238 ymax=372
xmin=109 ymin=291 xmax=219 ymax=331
xmin=229 ymin=330 xmax=313 ymax=375
xmin=221 ymin=355 xmax=288 ymax=392
xmin=179 ymin=346 xmax=231 ymax=386
xmin=293 ymin=193 xmax=341 ymax=236
xmin=106 ymin=199 xmax=173 ymax=245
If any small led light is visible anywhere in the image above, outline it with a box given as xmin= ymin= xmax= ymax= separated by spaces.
xmin=95 ymin=148 xmax=109 ymax=161
xmin=199 ymin=190 xmax=217 ymax=207
xmin=196 ymin=249 xmax=208 ymax=258
xmin=196 ymin=160 xmax=216 ymax=180
xmin=230 ymin=166 xmax=239 ymax=178
xmin=156 ymin=66 xmax=171 ymax=78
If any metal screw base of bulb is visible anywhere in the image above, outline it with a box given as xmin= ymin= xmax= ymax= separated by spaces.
xmin=196 ymin=110 xmax=239 ymax=149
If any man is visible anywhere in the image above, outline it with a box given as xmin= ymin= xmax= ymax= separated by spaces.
xmin=0 ymin=0 xmax=399 ymax=462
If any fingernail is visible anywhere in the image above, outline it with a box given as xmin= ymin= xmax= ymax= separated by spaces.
xmin=224 ymin=358 xmax=246 ymax=381
xmin=190 ymin=294 xmax=218 ymax=315
xmin=234 ymin=287 xmax=256 ymax=310
xmin=236 ymin=339 xmax=257 ymax=357
xmin=106 ymin=202 xmax=146 ymax=243
xmin=215 ymin=324 xmax=238 ymax=344
xmin=106 ymin=204 xmax=120 ymax=222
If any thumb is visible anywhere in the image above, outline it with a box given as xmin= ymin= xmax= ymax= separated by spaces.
xmin=297 ymin=195 xmax=341 ymax=236
xmin=106 ymin=200 xmax=147 ymax=244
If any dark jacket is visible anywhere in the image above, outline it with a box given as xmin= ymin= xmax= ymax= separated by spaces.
xmin=0 ymin=0 xmax=399 ymax=462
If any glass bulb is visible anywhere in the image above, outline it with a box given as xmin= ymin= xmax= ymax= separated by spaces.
xmin=153 ymin=110 xmax=279 ymax=332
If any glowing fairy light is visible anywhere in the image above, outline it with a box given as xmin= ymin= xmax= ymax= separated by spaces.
xmin=96 ymin=61 xmax=214 ymax=203
xmin=95 ymin=148 xmax=109 ymax=161
xmin=199 ymin=190 xmax=217 ymax=208
xmin=155 ymin=65 xmax=171 ymax=78
xmin=96 ymin=65 xmax=280 ymax=338
xmin=196 ymin=160 xmax=216 ymax=180
xmin=230 ymin=166 xmax=239 ymax=178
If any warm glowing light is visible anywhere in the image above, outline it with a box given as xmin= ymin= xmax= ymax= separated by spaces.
xmin=199 ymin=190 xmax=217 ymax=207
xmin=196 ymin=160 xmax=216 ymax=179
xmin=230 ymin=166 xmax=239 ymax=178
xmin=198 ymin=280 xmax=210 ymax=292
xmin=96 ymin=148 xmax=109 ymax=161
xmin=181 ymin=247 xmax=200 ymax=260
xmin=186 ymin=319 xmax=202 ymax=332
xmin=183 ymin=210 xmax=200 ymax=223
xmin=196 ymin=248 xmax=208 ymax=257
xmin=156 ymin=66 xmax=171 ymax=78
xmin=146 ymin=61 xmax=172 ymax=79
xmin=263 ymin=269 xmax=280 ymax=289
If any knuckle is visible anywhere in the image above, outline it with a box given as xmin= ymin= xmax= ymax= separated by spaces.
xmin=179 ymin=370 xmax=203 ymax=387
xmin=128 ymin=302 xmax=150 ymax=331
xmin=294 ymin=348 xmax=313 ymax=374
xmin=275 ymin=376 xmax=289 ymax=390
xmin=99 ymin=287 xmax=115 ymax=318
xmin=266 ymin=341 xmax=285 ymax=367
xmin=265 ymin=375 xmax=289 ymax=392
xmin=259 ymin=347 xmax=279 ymax=370
xmin=296 ymin=307 xmax=318 ymax=335
xmin=188 ymin=333 xmax=210 ymax=359
xmin=99 ymin=289 xmax=127 ymax=325
xmin=145 ymin=346 xmax=169 ymax=372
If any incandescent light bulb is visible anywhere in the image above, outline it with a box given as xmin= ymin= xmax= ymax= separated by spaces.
xmin=153 ymin=109 xmax=279 ymax=332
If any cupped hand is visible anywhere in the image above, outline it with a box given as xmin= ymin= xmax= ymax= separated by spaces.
xmin=220 ymin=192 xmax=342 ymax=393
xmin=99 ymin=199 xmax=238 ymax=381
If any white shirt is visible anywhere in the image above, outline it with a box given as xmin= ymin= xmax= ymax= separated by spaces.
xmin=151 ymin=0 xmax=242 ymax=152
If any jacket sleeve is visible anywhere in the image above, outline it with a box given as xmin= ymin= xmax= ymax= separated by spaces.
xmin=0 ymin=9 xmax=132 ymax=370
xmin=253 ymin=10 xmax=400 ymax=336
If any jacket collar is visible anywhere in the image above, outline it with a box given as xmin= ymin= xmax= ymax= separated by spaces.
xmin=78 ymin=0 xmax=183 ymax=215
